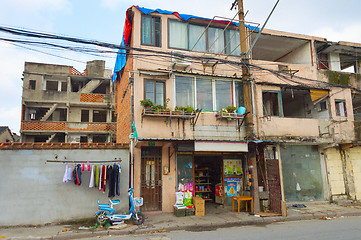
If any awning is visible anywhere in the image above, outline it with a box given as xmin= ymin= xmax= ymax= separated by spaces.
xmin=310 ymin=89 xmax=329 ymax=105
xmin=195 ymin=141 xmax=248 ymax=152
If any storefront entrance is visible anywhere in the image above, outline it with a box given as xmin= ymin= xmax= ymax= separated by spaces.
xmin=141 ymin=147 xmax=162 ymax=211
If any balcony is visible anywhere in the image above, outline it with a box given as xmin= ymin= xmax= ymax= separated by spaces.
xmin=22 ymin=90 xmax=113 ymax=105
xmin=21 ymin=121 xmax=116 ymax=133
xmin=258 ymin=117 xmax=331 ymax=140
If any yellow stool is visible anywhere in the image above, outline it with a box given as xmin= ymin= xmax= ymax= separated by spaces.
xmin=232 ymin=196 xmax=253 ymax=213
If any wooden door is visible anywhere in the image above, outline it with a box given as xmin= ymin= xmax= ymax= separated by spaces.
xmin=266 ymin=158 xmax=282 ymax=214
xmin=141 ymin=147 xmax=162 ymax=211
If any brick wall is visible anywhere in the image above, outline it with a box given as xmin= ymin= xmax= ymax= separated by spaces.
xmin=115 ymin=41 xmax=134 ymax=144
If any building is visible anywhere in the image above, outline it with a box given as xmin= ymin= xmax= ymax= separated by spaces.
xmin=20 ymin=60 xmax=116 ymax=143
xmin=0 ymin=126 xmax=15 ymax=142
xmin=114 ymin=6 xmax=361 ymax=214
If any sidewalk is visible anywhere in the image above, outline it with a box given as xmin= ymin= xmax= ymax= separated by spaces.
xmin=2 ymin=201 xmax=361 ymax=240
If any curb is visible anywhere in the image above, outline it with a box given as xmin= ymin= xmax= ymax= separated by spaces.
xmin=9 ymin=211 xmax=361 ymax=240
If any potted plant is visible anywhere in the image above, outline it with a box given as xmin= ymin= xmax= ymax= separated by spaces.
xmin=185 ymin=105 xmax=194 ymax=115
xmin=225 ymin=105 xmax=237 ymax=113
xmin=173 ymin=106 xmax=181 ymax=115
xmin=152 ymin=104 xmax=164 ymax=113
xmin=140 ymin=99 xmax=154 ymax=108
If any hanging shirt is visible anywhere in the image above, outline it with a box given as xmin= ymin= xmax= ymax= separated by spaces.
xmin=98 ymin=165 xmax=103 ymax=191
xmin=67 ymin=167 xmax=73 ymax=181
xmin=89 ymin=164 xmax=95 ymax=188
xmin=63 ymin=163 xmax=69 ymax=183
xmin=116 ymin=164 xmax=121 ymax=196
xmin=94 ymin=164 xmax=99 ymax=188
xmin=102 ymin=165 xmax=107 ymax=193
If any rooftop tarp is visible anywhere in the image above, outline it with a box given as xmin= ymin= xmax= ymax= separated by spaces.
xmin=112 ymin=6 xmax=259 ymax=82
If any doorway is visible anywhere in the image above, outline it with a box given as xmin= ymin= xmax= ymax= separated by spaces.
xmin=194 ymin=155 xmax=223 ymax=203
xmin=141 ymin=147 xmax=162 ymax=211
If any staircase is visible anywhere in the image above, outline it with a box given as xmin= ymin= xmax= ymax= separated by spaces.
xmin=40 ymin=103 xmax=58 ymax=121
xmin=79 ymin=79 xmax=102 ymax=93
xmin=46 ymin=133 xmax=57 ymax=143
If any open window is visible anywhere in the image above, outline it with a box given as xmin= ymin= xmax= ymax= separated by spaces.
xmin=263 ymin=91 xmax=282 ymax=116
xmin=93 ymin=110 xmax=107 ymax=122
xmin=29 ymin=80 xmax=36 ymax=90
xmin=142 ymin=15 xmax=161 ymax=47
xmin=335 ymin=99 xmax=347 ymax=117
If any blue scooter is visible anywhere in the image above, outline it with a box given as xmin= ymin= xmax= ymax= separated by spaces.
xmin=95 ymin=188 xmax=144 ymax=226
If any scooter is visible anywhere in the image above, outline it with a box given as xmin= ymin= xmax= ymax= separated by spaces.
xmin=95 ymin=188 xmax=144 ymax=226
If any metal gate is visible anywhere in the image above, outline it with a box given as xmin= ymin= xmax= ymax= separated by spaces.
xmin=266 ymin=158 xmax=282 ymax=214
xmin=141 ymin=147 xmax=162 ymax=211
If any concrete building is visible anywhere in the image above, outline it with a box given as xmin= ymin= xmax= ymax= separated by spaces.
xmin=21 ymin=60 xmax=116 ymax=143
xmin=0 ymin=126 xmax=15 ymax=142
xmin=113 ymin=6 xmax=361 ymax=215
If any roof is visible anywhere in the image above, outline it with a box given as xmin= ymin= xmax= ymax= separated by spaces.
xmin=0 ymin=126 xmax=8 ymax=135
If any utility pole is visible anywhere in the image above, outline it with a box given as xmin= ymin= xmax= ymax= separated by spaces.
xmin=234 ymin=0 xmax=254 ymax=138
xmin=233 ymin=0 xmax=260 ymax=213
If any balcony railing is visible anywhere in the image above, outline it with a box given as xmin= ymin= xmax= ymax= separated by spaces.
xmin=21 ymin=121 xmax=116 ymax=132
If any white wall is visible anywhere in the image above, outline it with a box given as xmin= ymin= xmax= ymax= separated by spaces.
xmin=0 ymin=148 xmax=129 ymax=226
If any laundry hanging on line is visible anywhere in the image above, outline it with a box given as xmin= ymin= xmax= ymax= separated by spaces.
xmin=62 ymin=162 xmax=122 ymax=197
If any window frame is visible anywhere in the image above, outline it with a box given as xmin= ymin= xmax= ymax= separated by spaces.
xmin=168 ymin=19 xmax=240 ymax=55
xmin=262 ymin=90 xmax=284 ymax=117
xmin=174 ymin=74 xmax=243 ymax=112
xmin=141 ymin=14 xmax=161 ymax=47
xmin=144 ymin=79 xmax=166 ymax=106
xmin=335 ymin=99 xmax=347 ymax=117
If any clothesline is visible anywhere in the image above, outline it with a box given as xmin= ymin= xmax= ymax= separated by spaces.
xmin=45 ymin=158 xmax=122 ymax=164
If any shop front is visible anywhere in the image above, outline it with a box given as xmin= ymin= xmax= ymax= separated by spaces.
xmin=176 ymin=141 xmax=252 ymax=212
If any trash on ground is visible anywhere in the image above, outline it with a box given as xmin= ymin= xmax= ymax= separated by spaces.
xmin=78 ymin=226 xmax=90 ymax=230
xmin=61 ymin=228 xmax=68 ymax=232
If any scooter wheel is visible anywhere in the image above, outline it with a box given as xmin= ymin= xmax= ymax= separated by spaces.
xmin=132 ymin=212 xmax=144 ymax=225
xmin=96 ymin=212 xmax=110 ymax=226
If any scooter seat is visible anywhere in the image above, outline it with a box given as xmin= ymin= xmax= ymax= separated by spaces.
xmin=110 ymin=199 xmax=120 ymax=204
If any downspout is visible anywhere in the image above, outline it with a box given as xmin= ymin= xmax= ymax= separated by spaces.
xmin=250 ymin=78 xmax=256 ymax=137
xmin=130 ymin=76 xmax=134 ymax=188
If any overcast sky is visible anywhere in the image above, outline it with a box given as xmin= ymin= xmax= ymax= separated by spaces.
xmin=1 ymin=0 xmax=360 ymax=134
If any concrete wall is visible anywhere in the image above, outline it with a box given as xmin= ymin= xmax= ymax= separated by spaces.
xmin=324 ymin=148 xmax=346 ymax=198
xmin=0 ymin=148 xmax=129 ymax=226
xmin=347 ymin=147 xmax=361 ymax=200
xmin=278 ymin=42 xmax=312 ymax=66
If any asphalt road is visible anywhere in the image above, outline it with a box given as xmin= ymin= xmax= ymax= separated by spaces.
xmin=85 ymin=216 xmax=361 ymax=240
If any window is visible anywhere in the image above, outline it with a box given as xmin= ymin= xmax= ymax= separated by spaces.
xmin=208 ymin=27 xmax=225 ymax=54
xmin=145 ymin=79 xmax=165 ymax=106
xmin=81 ymin=110 xmax=89 ymax=122
xmin=168 ymin=20 xmax=240 ymax=55
xmin=142 ymin=15 xmax=161 ymax=47
xmin=225 ymin=29 xmax=240 ymax=55
xmin=29 ymin=80 xmax=36 ymax=90
xmin=61 ymin=82 xmax=67 ymax=92
xmin=175 ymin=75 xmax=243 ymax=111
xmin=263 ymin=91 xmax=282 ymax=116
xmin=335 ymin=100 xmax=347 ymax=117
xmin=318 ymin=53 xmax=329 ymax=70
xmin=46 ymin=81 xmax=58 ymax=91
xmin=197 ymin=78 xmax=213 ymax=111
xmin=169 ymin=20 xmax=188 ymax=49
xmin=93 ymin=110 xmax=107 ymax=122
xmin=176 ymin=76 xmax=194 ymax=107
xmin=80 ymin=136 xmax=88 ymax=143
xmin=189 ymin=24 xmax=206 ymax=51
xmin=93 ymin=135 xmax=107 ymax=143
xmin=216 ymin=80 xmax=232 ymax=110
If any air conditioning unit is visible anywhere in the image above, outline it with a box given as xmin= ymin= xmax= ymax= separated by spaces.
xmin=171 ymin=51 xmax=191 ymax=70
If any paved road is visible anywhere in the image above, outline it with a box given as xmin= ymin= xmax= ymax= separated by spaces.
xmin=84 ymin=216 xmax=361 ymax=240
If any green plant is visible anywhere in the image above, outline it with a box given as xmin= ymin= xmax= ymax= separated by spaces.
xmin=226 ymin=105 xmax=237 ymax=113
xmin=152 ymin=104 xmax=164 ymax=112
xmin=185 ymin=105 xmax=194 ymax=113
xmin=140 ymin=99 xmax=154 ymax=108
xmin=164 ymin=98 xmax=170 ymax=109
